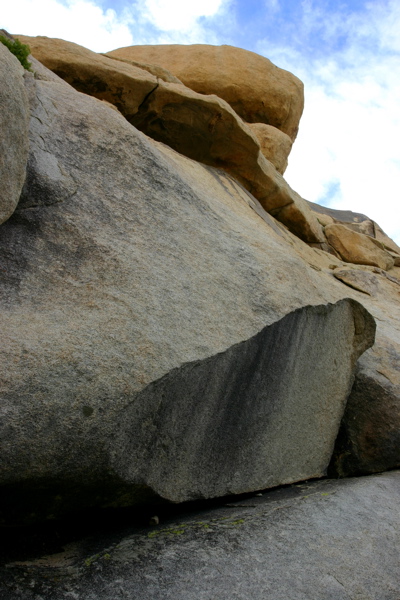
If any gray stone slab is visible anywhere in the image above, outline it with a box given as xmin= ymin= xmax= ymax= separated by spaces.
xmin=1 ymin=471 xmax=399 ymax=599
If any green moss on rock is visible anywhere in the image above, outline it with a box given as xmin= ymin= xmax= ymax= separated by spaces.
xmin=0 ymin=36 xmax=32 ymax=70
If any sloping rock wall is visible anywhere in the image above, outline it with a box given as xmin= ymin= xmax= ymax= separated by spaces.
xmin=0 ymin=45 xmax=399 ymax=525
xmin=0 ymin=41 xmax=29 ymax=224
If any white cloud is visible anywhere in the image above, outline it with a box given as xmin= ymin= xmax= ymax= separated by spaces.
xmin=2 ymin=0 xmax=232 ymax=48
xmin=264 ymin=0 xmax=280 ymax=14
xmin=3 ymin=0 xmax=399 ymax=243
xmin=142 ymin=0 xmax=227 ymax=32
xmin=257 ymin=2 xmax=400 ymax=244
xmin=2 ymin=0 xmax=134 ymax=52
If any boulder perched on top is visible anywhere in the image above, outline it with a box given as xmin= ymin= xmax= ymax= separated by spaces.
xmin=16 ymin=35 xmax=158 ymax=120
xmin=131 ymin=79 xmax=323 ymax=243
xmin=309 ymin=200 xmax=400 ymax=265
xmin=325 ymin=223 xmax=394 ymax=270
xmin=0 ymin=40 xmax=29 ymax=224
xmin=106 ymin=44 xmax=304 ymax=141
xmin=18 ymin=36 xmax=322 ymax=243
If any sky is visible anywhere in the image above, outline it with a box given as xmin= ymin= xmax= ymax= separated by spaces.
xmin=3 ymin=0 xmax=400 ymax=244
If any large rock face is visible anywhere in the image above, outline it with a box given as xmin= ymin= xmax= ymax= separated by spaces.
xmin=0 ymin=41 xmax=29 ymax=224
xmin=106 ymin=44 xmax=304 ymax=141
xmin=0 ymin=45 xmax=399 ymax=525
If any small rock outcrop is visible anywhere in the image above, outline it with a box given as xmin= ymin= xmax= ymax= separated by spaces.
xmin=0 ymin=40 xmax=29 ymax=224
xmin=333 ymin=268 xmax=380 ymax=296
xmin=325 ymin=223 xmax=394 ymax=270
xmin=247 ymin=122 xmax=292 ymax=174
xmin=309 ymin=200 xmax=400 ymax=266
xmin=106 ymin=43 xmax=304 ymax=141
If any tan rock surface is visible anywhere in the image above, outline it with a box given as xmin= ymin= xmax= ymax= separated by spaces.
xmin=106 ymin=44 xmax=304 ymax=141
xmin=247 ymin=122 xmax=292 ymax=174
xmin=131 ymin=80 xmax=324 ymax=243
xmin=270 ymin=191 xmax=324 ymax=244
xmin=308 ymin=201 xmax=400 ymax=266
xmin=333 ymin=268 xmax=380 ymax=296
xmin=102 ymin=53 xmax=183 ymax=84
xmin=325 ymin=223 xmax=395 ymax=270
xmin=14 ymin=36 xmax=320 ymax=243
xmin=388 ymin=251 xmax=400 ymax=266
xmin=16 ymin=35 xmax=158 ymax=120
xmin=307 ymin=201 xmax=372 ymax=229
xmin=374 ymin=221 xmax=400 ymax=255
xmin=0 ymin=41 xmax=30 ymax=224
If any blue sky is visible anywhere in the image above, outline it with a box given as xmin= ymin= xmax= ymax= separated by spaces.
xmin=3 ymin=0 xmax=400 ymax=243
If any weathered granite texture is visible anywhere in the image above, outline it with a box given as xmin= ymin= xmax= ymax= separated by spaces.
xmin=0 ymin=47 xmax=399 ymax=526
xmin=112 ymin=300 xmax=374 ymax=502
xmin=0 ymin=40 xmax=29 ymax=224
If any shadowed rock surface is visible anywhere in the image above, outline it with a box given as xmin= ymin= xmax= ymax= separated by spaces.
xmin=1 ymin=471 xmax=399 ymax=600
xmin=111 ymin=300 xmax=375 ymax=503
xmin=331 ymin=337 xmax=400 ymax=476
